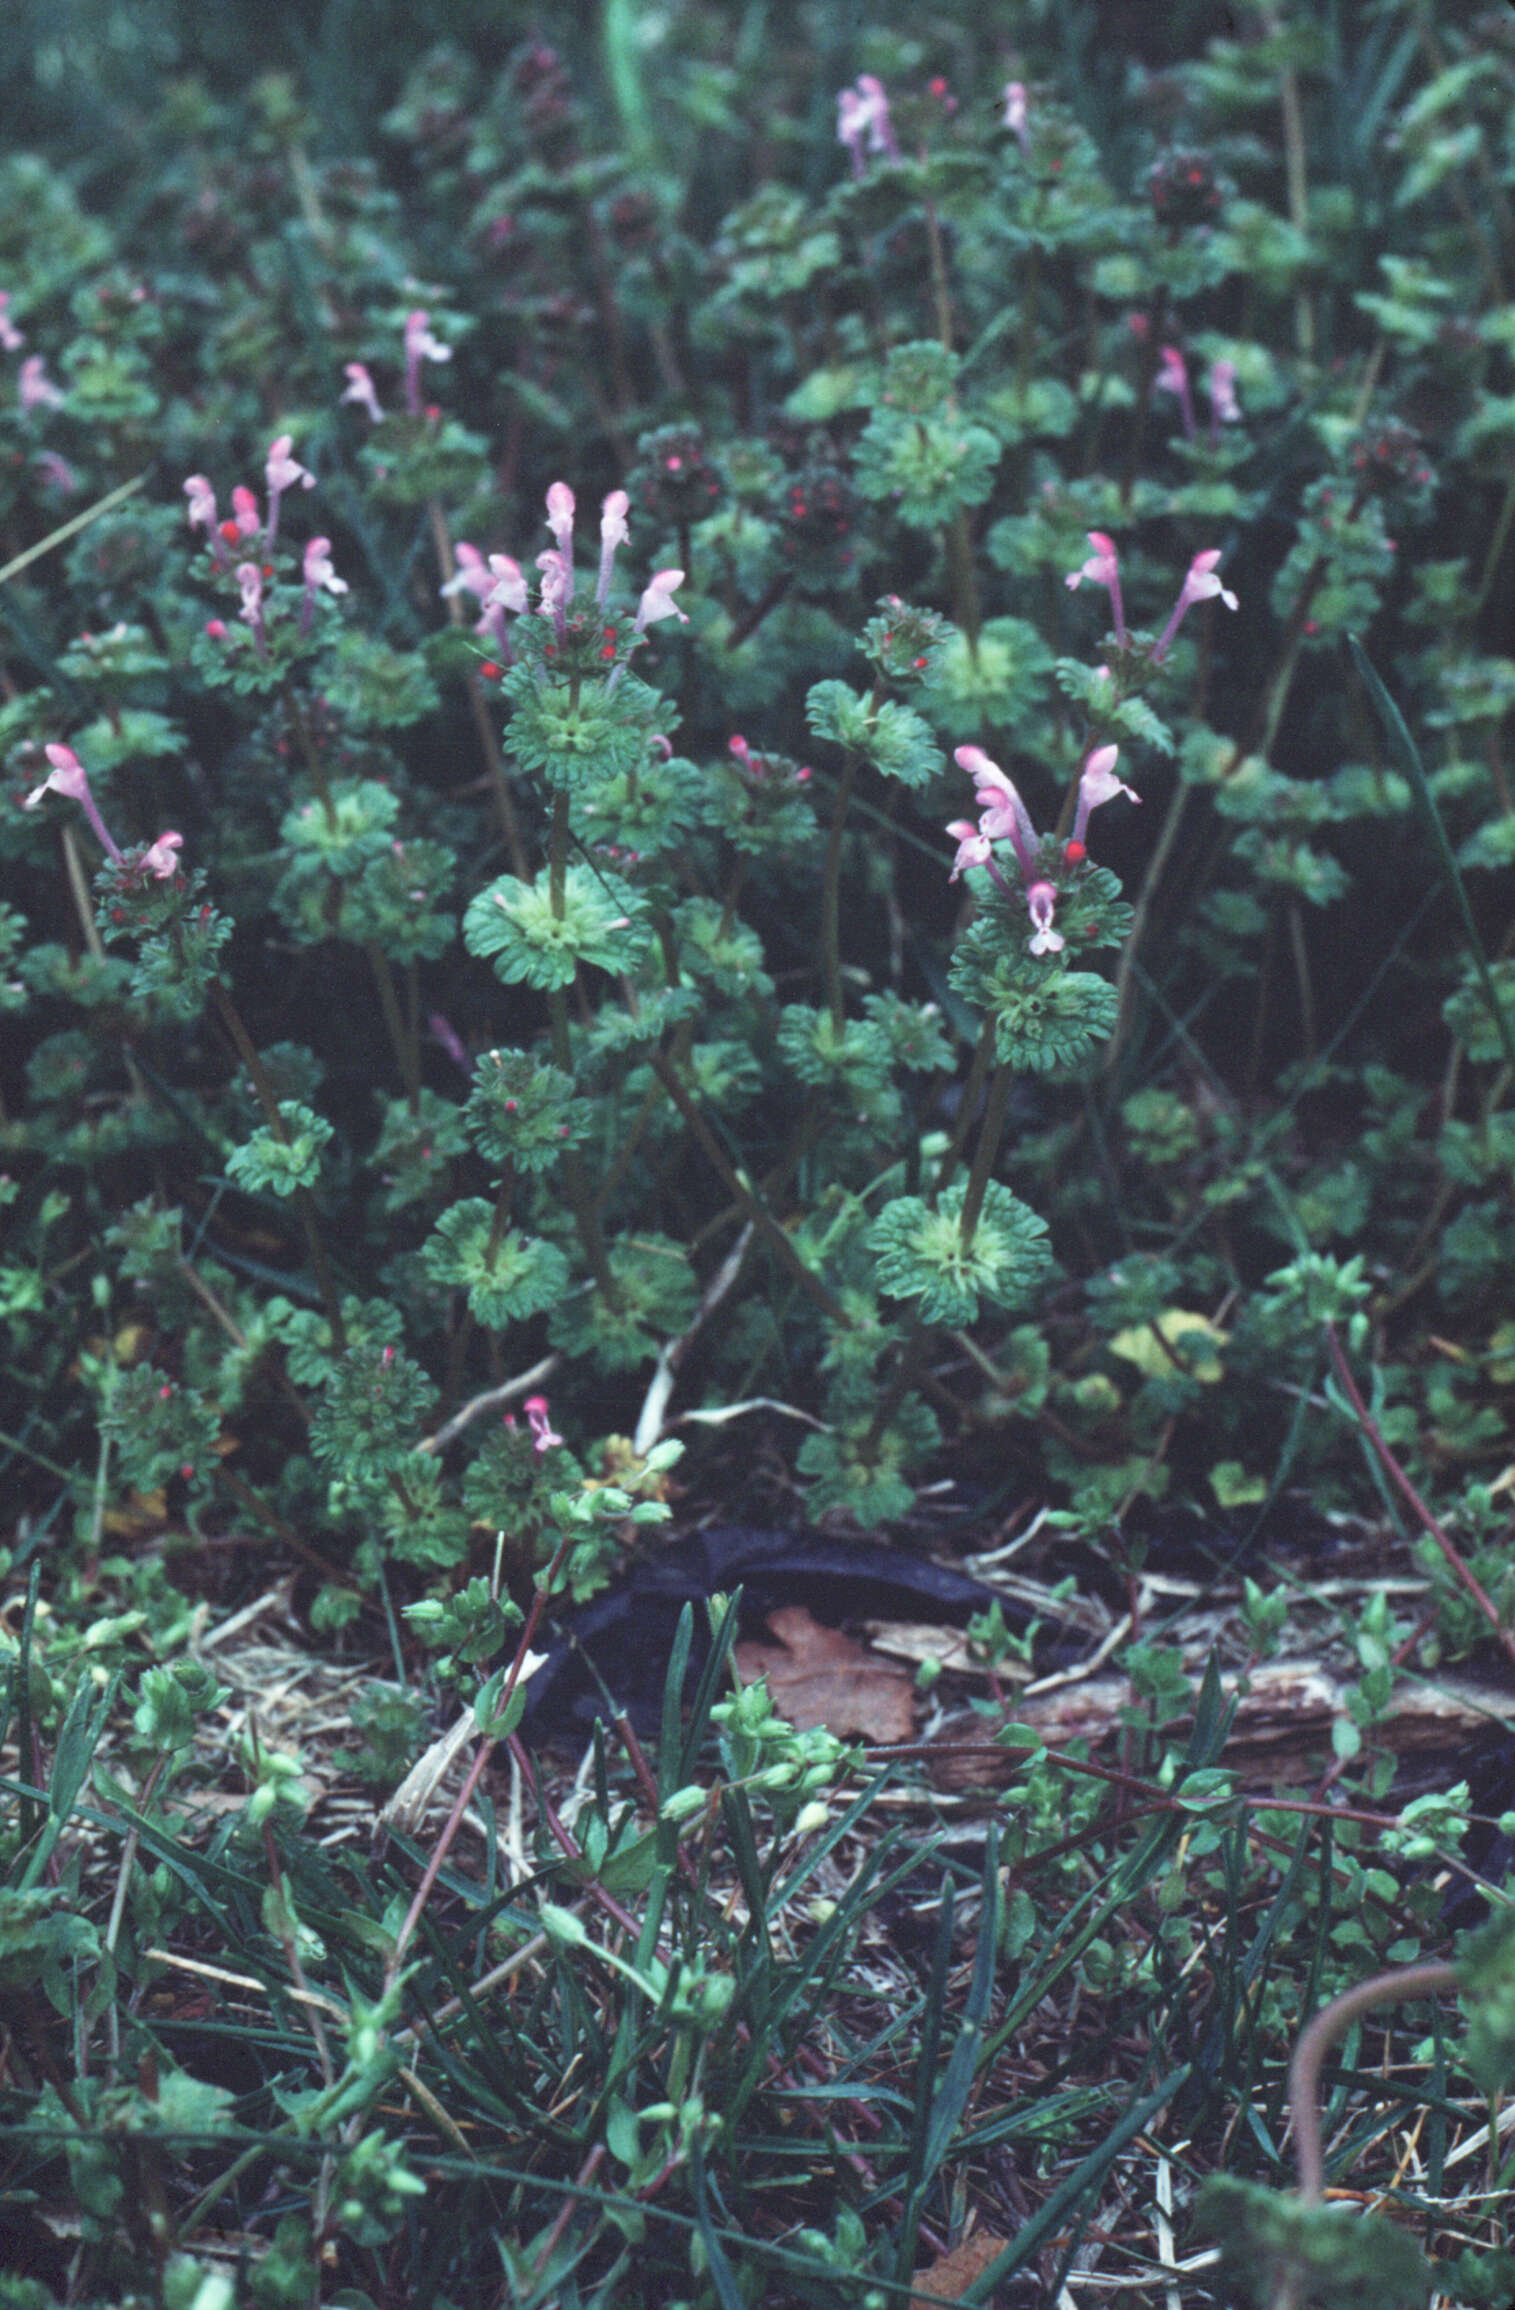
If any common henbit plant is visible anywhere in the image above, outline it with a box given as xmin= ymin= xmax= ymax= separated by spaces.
xmin=5 ymin=0 xmax=1515 ymax=2299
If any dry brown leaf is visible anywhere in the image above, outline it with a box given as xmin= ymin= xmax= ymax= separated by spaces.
xmin=733 ymin=1604 xmax=915 ymax=1742
xmin=865 ymin=1618 xmax=1032 ymax=1684
xmin=911 ymin=2230 xmax=1009 ymax=2304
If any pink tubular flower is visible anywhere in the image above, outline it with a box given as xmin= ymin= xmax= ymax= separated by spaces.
xmin=1207 ymin=358 xmax=1241 ymax=438
xmin=632 ymin=568 xmax=687 ymax=635
xmin=24 ymin=743 xmax=124 ymax=863
xmin=837 ymin=74 xmax=898 ymax=173
xmin=483 ymin=554 xmax=528 ymax=616
xmin=477 ymin=554 xmax=527 ymax=660
xmin=0 ymin=294 xmax=24 ymax=352
xmin=1003 ymin=81 xmax=1030 ymax=150
xmin=946 ymin=819 xmax=993 ymax=881
xmin=1024 ymin=882 xmax=1063 ymax=957
xmin=1155 ymin=345 xmax=1195 ymax=439
xmin=231 ymin=485 xmax=261 ymax=539
xmin=183 ymin=474 xmax=218 ymax=542
xmin=403 ymin=309 xmax=451 ymax=415
xmin=1069 ymin=744 xmax=1139 ymax=853
xmin=34 ymin=451 xmax=78 ymax=494
xmin=302 ymin=536 xmax=347 ymax=597
xmin=524 ymin=1394 xmax=564 ymax=1457
xmin=1152 ymin=549 xmax=1238 ymax=662
xmin=597 ymin=488 xmax=630 ymax=608
xmin=427 ymin=1011 xmax=471 ymax=1073
xmin=440 ymin=541 xmax=490 ymax=601
xmin=836 ymin=87 xmax=870 ymax=175
xmin=1064 ymin=530 xmax=1127 ymax=647
xmin=856 ymin=74 xmax=899 ymax=158
xmin=535 ymin=550 xmax=572 ymax=641
xmin=951 ymin=745 xmax=1073 ymax=957
xmin=264 ymin=434 xmax=314 ymax=553
xmin=138 ymin=830 xmax=184 ymax=880
xmin=300 ymin=537 xmax=347 ymax=635
xmin=236 ymin=561 xmax=267 ymax=658
xmin=545 ymin=479 xmax=575 ymax=558
xmin=18 ymin=355 xmax=63 ymax=411
xmin=605 ymin=569 xmax=687 ymax=695
xmin=955 ymin=744 xmax=1037 ymax=876
xmin=340 ymin=361 xmax=384 ymax=422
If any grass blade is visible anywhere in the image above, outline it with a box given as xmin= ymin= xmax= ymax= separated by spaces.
xmin=960 ymin=2065 xmax=1191 ymax=2298
xmin=1348 ymin=631 xmax=1515 ymax=1070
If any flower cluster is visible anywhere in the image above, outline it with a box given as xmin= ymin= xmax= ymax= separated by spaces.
xmin=1153 ymin=346 xmax=1244 ymax=443
xmin=1065 ymin=532 xmax=1238 ymax=662
xmin=184 ymin=432 xmax=345 ymax=663
xmin=836 ymin=75 xmax=899 ymax=175
xmin=447 ymin=481 xmax=685 ymax=680
xmin=948 ymin=744 xmax=1137 ymax=956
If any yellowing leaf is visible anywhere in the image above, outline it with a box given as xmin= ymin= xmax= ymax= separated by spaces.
xmin=1209 ymin=1459 xmax=1268 ymax=1507
xmin=1108 ymin=1308 xmax=1228 ymax=1384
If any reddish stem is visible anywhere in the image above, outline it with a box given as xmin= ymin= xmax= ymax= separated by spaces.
xmin=1289 ymin=1961 xmax=1458 ymax=2203
xmin=1323 ymin=1322 xmax=1515 ymax=1672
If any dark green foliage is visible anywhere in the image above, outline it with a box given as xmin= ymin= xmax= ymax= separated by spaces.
xmin=5 ymin=0 xmax=1515 ymax=2298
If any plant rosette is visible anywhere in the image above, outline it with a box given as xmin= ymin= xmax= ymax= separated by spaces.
xmin=869 ymin=1179 xmax=1052 ymax=1327
xmin=465 ymin=1049 xmax=591 ymax=1171
xmin=463 ymin=864 xmax=651 ymax=989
